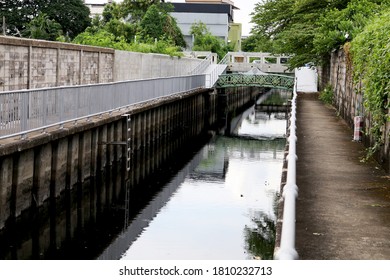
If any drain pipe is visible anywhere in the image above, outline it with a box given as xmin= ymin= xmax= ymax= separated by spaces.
xmin=274 ymin=78 xmax=299 ymax=260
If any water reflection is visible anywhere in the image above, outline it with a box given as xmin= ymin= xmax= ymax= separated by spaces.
xmin=244 ymin=210 xmax=277 ymax=260
xmin=118 ymin=136 xmax=285 ymax=260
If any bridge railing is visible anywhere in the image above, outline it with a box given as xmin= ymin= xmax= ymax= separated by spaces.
xmin=216 ymin=73 xmax=295 ymax=90
xmin=0 ymin=75 xmax=205 ymax=140
xmin=274 ymin=78 xmax=299 ymax=260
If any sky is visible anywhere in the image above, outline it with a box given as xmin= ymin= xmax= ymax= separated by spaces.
xmin=85 ymin=0 xmax=259 ymax=36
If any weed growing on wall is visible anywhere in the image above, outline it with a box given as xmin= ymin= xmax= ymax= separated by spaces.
xmin=351 ymin=8 xmax=390 ymax=156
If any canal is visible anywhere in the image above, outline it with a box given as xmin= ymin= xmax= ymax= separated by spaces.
xmin=0 ymin=89 xmax=290 ymax=260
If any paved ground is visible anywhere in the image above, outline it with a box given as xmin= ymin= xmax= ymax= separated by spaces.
xmin=295 ymin=93 xmax=390 ymax=260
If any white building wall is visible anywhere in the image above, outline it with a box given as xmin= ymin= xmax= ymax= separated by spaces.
xmin=171 ymin=12 xmax=229 ymax=49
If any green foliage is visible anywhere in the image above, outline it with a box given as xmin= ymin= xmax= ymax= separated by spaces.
xmin=350 ymin=7 xmax=390 ymax=152
xmin=120 ymin=0 xmax=167 ymax=23
xmin=319 ymin=84 xmax=334 ymax=105
xmin=313 ymin=0 xmax=382 ymax=59
xmin=249 ymin=0 xmax=390 ymax=68
xmin=105 ymin=18 xmax=137 ymax=43
xmin=73 ymin=28 xmax=182 ymax=57
xmin=0 ymin=0 xmax=43 ymax=36
xmin=190 ymin=22 xmax=233 ymax=60
xmin=129 ymin=40 xmax=183 ymax=57
xmin=22 ymin=12 xmax=63 ymax=41
xmin=249 ymin=0 xmax=390 ymax=69
xmin=73 ymin=29 xmax=126 ymax=49
xmin=44 ymin=0 xmax=91 ymax=39
xmin=102 ymin=2 xmax=123 ymax=23
xmin=0 ymin=0 xmax=90 ymax=39
xmin=241 ymin=34 xmax=273 ymax=53
xmin=73 ymin=2 xmax=183 ymax=57
xmin=88 ymin=3 xmax=138 ymax=43
xmin=140 ymin=4 xmax=186 ymax=48
xmin=250 ymin=0 xmax=329 ymax=68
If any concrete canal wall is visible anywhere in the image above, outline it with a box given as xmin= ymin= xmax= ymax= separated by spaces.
xmin=318 ymin=49 xmax=390 ymax=172
xmin=0 ymin=88 xmax=215 ymax=231
xmin=0 ymin=86 xmax=258 ymax=239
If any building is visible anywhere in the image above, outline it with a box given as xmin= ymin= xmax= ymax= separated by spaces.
xmin=228 ymin=22 xmax=242 ymax=51
xmin=170 ymin=0 xmax=241 ymax=51
xmin=84 ymin=1 xmax=113 ymax=18
xmin=83 ymin=0 xmax=242 ymax=51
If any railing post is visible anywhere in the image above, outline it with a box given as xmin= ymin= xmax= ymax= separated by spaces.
xmin=20 ymin=92 xmax=28 ymax=135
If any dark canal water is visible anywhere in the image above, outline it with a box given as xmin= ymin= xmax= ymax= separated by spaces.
xmin=0 ymin=90 xmax=290 ymax=260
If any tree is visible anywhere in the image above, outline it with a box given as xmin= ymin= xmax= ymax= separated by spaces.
xmin=0 ymin=0 xmax=90 ymax=39
xmin=140 ymin=4 xmax=186 ymax=47
xmin=249 ymin=0 xmax=390 ymax=68
xmin=73 ymin=0 xmax=184 ymax=56
xmin=120 ymin=0 xmax=166 ymax=23
xmin=42 ymin=0 xmax=90 ymax=39
xmin=313 ymin=0 xmax=382 ymax=62
xmin=23 ymin=12 xmax=62 ymax=41
xmin=241 ymin=34 xmax=273 ymax=53
xmin=0 ymin=0 xmax=45 ymax=36
xmin=190 ymin=22 xmax=232 ymax=60
xmin=102 ymin=2 xmax=123 ymax=23
xmin=250 ymin=0 xmax=351 ymax=67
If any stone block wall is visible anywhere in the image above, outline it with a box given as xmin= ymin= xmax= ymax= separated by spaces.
xmin=320 ymin=49 xmax=389 ymax=172
xmin=0 ymin=36 xmax=115 ymax=91
xmin=0 ymin=44 xmax=29 ymax=90
xmin=0 ymin=37 xmax=203 ymax=90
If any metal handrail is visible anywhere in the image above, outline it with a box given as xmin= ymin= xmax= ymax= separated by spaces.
xmin=205 ymin=64 xmax=228 ymax=88
xmin=274 ymin=78 xmax=299 ymax=260
xmin=0 ymin=75 xmax=205 ymax=140
xmin=218 ymin=53 xmax=230 ymax=65
xmin=188 ymin=53 xmax=213 ymax=75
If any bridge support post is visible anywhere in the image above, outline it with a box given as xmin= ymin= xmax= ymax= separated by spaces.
xmin=217 ymin=88 xmax=228 ymax=130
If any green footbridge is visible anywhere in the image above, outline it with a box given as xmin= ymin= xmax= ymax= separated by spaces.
xmin=216 ymin=74 xmax=295 ymax=90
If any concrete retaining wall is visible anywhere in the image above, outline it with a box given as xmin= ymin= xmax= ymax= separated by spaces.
xmin=113 ymin=50 xmax=201 ymax=81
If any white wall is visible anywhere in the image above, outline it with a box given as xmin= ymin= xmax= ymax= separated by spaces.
xmin=171 ymin=12 xmax=229 ymax=49
xmin=295 ymin=66 xmax=318 ymax=92
xmin=114 ymin=50 xmax=202 ymax=81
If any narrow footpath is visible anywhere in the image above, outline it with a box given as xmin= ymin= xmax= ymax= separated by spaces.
xmin=295 ymin=93 xmax=390 ymax=260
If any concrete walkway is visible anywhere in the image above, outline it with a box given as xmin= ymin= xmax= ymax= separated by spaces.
xmin=295 ymin=93 xmax=390 ymax=260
